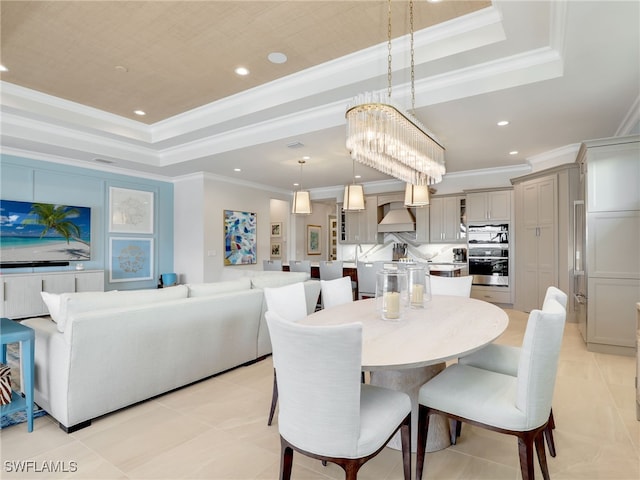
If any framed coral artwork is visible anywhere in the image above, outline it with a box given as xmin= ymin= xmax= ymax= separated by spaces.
xmin=109 ymin=237 xmax=154 ymax=282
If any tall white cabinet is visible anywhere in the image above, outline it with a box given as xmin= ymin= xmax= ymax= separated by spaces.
xmin=578 ymin=135 xmax=640 ymax=355
xmin=0 ymin=270 xmax=104 ymax=319
xmin=512 ymin=165 xmax=579 ymax=315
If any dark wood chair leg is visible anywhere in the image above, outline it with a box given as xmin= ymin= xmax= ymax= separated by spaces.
xmin=517 ymin=432 xmax=536 ymax=480
xmin=535 ymin=431 xmax=551 ymax=480
xmin=416 ymin=405 xmax=430 ymax=480
xmin=401 ymin=414 xmax=411 ymax=480
xmin=268 ymin=369 xmax=278 ymax=426
xmin=280 ymin=441 xmax=293 ymax=480
xmin=543 ymin=422 xmax=556 ymax=457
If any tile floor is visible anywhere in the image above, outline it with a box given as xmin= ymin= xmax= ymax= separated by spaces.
xmin=1 ymin=309 xmax=638 ymax=479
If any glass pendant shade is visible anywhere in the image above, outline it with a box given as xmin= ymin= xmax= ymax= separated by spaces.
xmin=292 ymin=190 xmax=312 ymax=215
xmin=404 ymin=183 xmax=430 ymax=207
xmin=343 ymin=184 xmax=365 ymax=211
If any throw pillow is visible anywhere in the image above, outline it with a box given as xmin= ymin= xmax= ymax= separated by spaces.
xmin=40 ymin=291 xmax=63 ymax=324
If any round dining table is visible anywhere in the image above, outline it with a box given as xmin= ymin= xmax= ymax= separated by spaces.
xmin=300 ymin=296 xmax=509 ymax=452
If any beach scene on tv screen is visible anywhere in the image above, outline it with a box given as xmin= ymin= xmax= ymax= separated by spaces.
xmin=0 ymin=199 xmax=91 ymax=263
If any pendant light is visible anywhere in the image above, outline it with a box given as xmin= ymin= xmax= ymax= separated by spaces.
xmin=343 ymin=159 xmax=365 ymax=211
xmin=292 ymin=160 xmax=312 ymax=215
xmin=404 ymin=183 xmax=430 ymax=207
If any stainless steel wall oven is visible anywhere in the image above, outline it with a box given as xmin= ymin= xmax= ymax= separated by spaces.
xmin=468 ymin=224 xmax=510 ymax=287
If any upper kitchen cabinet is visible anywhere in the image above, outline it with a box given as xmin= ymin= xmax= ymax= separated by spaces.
xmin=430 ymin=195 xmax=466 ymax=243
xmin=338 ymin=195 xmax=382 ymax=244
xmin=466 ymin=189 xmax=512 ymax=223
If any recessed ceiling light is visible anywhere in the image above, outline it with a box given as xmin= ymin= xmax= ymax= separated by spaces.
xmin=497 ymin=120 xmax=509 ymax=126
xmin=115 ymin=65 xmax=128 ymax=72
xmin=134 ymin=110 xmax=146 ymax=116
xmin=268 ymin=52 xmax=288 ymax=64
xmin=0 ymin=65 xmax=8 ymax=72
xmin=302 ymin=156 xmax=311 ymax=160
xmin=509 ymin=151 xmax=519 ymax=155
xmin=293 ymin=182 xmax=299 ymax=187
xmin=355 ymin=175 xmax=362 ymax=179
xmin=234 ymin=168 xmax=241 ymax=172
xmin=235 ymin=66 xmax=249 ymax=76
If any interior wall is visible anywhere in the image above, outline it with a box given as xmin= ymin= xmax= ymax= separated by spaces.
xmin=0 ymin=154 xmax=174 ymax=290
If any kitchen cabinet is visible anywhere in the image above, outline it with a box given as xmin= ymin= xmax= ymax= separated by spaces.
xmin=577 ymin=135 xmax=640 ymax=355
xmin=338 ymin=196 xmax=381 ymax=244
xmin=0 ymin=270 xmax=104 ymax=319
xmin=470 ymin=285 xmax=512 ymax=304
xmin=430 ymin=195 xmax=466 ymax=243
xmin=466 ymin=189 xmax=512 ymax=222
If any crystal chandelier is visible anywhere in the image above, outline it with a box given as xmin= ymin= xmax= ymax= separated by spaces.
xmin=345 ymin=0 xmax=445 ymax=186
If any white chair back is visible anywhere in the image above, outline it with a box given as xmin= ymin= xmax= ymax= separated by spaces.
xmin=516 ymin=299 xmax=566 ymax=429
xmin=356 ymin=261 xmax=385 ymax=299
xmin=289 ymin=260 xmax=311 ymax=274
xmin=429 ymin=275 xmax=472 ymax=297
xmin=264 ymin=282 xmax=307 ymax=323
xmin=263 ymin=259 xmax=282 ymax=271
xmin=542 ymin=286 xmax=568 ymax=310
xmin=320 ymin=276 xmax=354 ymax=309
xmin=319 ymin=260 xmax=344 ymax=281
xmin=266 ymin=311 xmax=363 ymax=457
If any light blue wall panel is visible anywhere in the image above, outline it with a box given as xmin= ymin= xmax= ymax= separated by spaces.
xmin=0 ymin=154 xmax=174 ymax=290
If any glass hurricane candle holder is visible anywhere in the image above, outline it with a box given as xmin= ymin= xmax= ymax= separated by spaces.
xmin=376 ymin=268 xmax=408 ymax=321
xmin=407 ymin=265 xmax=431 ymax=308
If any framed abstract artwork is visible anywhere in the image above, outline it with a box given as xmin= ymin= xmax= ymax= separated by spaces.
xmin=109 ymin=187 xmax=154 ymax=234
xmin=109 ymin=237 xmax=154 ymax=282
xmin=307 ymin=224 xmax=321 ymax=255
xmin=270 ymin=242 xmax=281 ymax=257
xmin=224 ymin=210 xmax=257 ymax=265
xmin=270 ymin=222 xmax=282 ymax=238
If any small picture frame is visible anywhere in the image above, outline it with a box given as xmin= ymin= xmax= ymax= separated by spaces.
xmin=307 ymin=224 xmax=321 ymax=255
xmin=109 ymin=187 xmax=154 ymax=234
xmin=271 ymin=242 xmax=282 ymax=257
xmin=270 ymin=222 xmax=282 ymax=238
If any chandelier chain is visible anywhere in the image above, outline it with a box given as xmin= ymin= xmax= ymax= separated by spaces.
xmin=387 ymin=0 xmax=393 ymax=99
xmin=410 ymin=0 xmax=415 ymax=111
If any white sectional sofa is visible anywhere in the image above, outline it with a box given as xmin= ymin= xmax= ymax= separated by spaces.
xmin=23 ymin=272 xmax=320 ymax=432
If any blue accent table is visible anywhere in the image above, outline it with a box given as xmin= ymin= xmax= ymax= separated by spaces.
xmin=1 ymin=317 xmax=35 ymax=432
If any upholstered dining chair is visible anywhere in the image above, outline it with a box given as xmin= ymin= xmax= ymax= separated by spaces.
xmin=319 ymin=260 xmax=344 ymax=281
xmin=356 ymin=261 xmax=385 ymax=299
xmin=289 ymin=260 xmax=311 ymax=275
xmin=416 ymin=299 xmax=566 ymax=480
xmin=263 ymin=282 xmax=308 ymax=425
xmin=263 ymin=259 xmax=283 ymax=271
xmin=265 ymin=310 xmax=412 ymax=480
xmin=429 ymin=274 xmax=473 ymax=297
xmin=320 ymin=276 xmax=354 ymax=309
xmin=458 ymin=286 xmax=568 ymax=457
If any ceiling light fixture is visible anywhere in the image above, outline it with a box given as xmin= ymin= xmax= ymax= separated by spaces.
xmin=268 ymin=52 xmax=288 ymax=64
xmin=509 ymin=150 xmax=519 ymax=155
xmin=235 ymin=66 xmax=249 ymax=76
xmin=343 ymin=158 xmax=366 ymax=212
xmin=404 ymin=184 xmax=430 ymax=207
xmin=292 ymin=160 xmax=312 ymax=215
xmin=133 ymin=110 xmax=146 ymax=116
xmin=345 ymin=0 xmax=445 ymax=187
xmin=497 ymin=120 xmax=509 ymax=126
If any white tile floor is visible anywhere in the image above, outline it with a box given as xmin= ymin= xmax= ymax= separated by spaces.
xmin=1 ymin=309 xmax=638 ymax=479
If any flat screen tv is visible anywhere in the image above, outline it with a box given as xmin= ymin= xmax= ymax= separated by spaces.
xmin=0 ymin=199 xmax=92 ymax=268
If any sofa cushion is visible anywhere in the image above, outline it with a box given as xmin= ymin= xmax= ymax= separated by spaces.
xmin=186 ymin=278 xmax=251 ymax=297
xmin=250 ymin=271 xmax=310 ymax=289
xmin=43 ymin=285 xmax=189 ymax=333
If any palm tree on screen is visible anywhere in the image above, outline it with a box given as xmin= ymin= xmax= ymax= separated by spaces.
xmin=22 ymin=203 xmax=89 ymax=246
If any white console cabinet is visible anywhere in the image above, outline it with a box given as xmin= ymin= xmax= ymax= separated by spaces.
xmin=0 ymin=270 xmax=104 ymax=319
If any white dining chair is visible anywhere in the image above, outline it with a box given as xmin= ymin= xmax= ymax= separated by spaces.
xmin=265 ymin=310 xmax=412 ymax=480
xmin=416 ymin=298 xmax=566 ymax=480
xmin=320 ymin=276 xmax=354 ymax=309
xmin=356 ymin=261 xmax=385 ymax=299
xmin=263 ymin=259 xmax=283 ymax=271
xmin=458 ymin=286 xmax=568 ymax=456
xmin=263 ymin=282 xmax=308 ymax=425
xmin=429 ymin=274 xmax=472 ymax=297
xmin=289 ymin=260 xmax=311 ymax=275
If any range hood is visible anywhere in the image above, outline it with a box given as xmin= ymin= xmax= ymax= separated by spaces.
xmin=378 ymin=202 xmax=416 ymax=233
